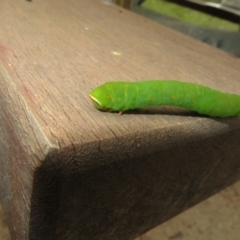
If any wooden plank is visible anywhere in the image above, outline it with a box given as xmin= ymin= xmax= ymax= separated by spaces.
xmin=0 ymin=0 xmax=240 ymax=239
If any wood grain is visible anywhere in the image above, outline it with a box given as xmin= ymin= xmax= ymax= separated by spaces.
xmin=0 ymin=0 xmax=240 ymax=239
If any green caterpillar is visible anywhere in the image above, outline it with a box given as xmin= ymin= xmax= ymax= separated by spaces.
xmin=89 ymin=80 xmax=240 ymax=117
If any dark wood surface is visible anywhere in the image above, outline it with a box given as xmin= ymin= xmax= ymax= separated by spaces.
xmin=0 ymin=0 xmax=240 ymax=239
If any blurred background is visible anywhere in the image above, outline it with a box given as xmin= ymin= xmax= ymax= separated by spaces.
xmin=114 ymin=0 xmax=240 ymax=57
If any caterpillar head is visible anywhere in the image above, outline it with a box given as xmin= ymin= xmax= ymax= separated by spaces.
xmin=89 ymin=83 xmax=113 ymax=111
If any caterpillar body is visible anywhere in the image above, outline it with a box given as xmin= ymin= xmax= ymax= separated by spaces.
xmin=89 ymin=80 xmax=240 ymax=118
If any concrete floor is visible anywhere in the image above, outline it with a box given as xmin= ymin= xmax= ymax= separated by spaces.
xmin=0 ymin=180 xmax=239 ymax=239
